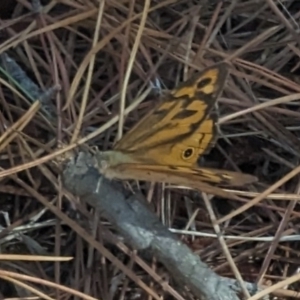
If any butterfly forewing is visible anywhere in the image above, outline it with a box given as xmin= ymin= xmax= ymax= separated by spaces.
xmin=114 ymin=63 xmax=229 ymax=166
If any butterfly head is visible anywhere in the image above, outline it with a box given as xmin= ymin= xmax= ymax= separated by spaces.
xmin=94 ymin=150 xmax=138 ymax=173
xmin=94 ymin=150 xmax=119 ymax=174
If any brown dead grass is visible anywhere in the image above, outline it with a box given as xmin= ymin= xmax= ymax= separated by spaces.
xmin=1 ymin=0 xmax=300 ymax=299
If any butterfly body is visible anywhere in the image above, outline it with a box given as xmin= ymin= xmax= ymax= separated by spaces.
xmin=95 ymin=63 xmax=257 ymax=198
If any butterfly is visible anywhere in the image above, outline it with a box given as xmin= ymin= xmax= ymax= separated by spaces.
xmin=94 ymin=63 xmax=257 ymax=199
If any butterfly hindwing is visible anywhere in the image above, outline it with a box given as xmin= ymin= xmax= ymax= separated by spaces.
xmin=110 ymin=164 xmax=257 ymax=186
xmin=103 ymin=163 xmax=245 ymax=200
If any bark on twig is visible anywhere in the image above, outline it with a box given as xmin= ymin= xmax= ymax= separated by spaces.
xmin=62 ymin=151 xmax=243 ymax=300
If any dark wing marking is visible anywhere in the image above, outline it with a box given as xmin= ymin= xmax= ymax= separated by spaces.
xmin=114 ymin=63 xmax=229 ymax=165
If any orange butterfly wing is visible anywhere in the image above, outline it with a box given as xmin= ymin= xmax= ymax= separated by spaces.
xmin=96 ymin=62 xmax=257 ymax=196
xmin=113 ymin=63 xmax=228 ymax=166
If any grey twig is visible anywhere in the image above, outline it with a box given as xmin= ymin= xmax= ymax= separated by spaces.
xmin=0 ymin=53 xmax=58 ymax=122
xmin=62 ymin=151 xmax=262 ymax=300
